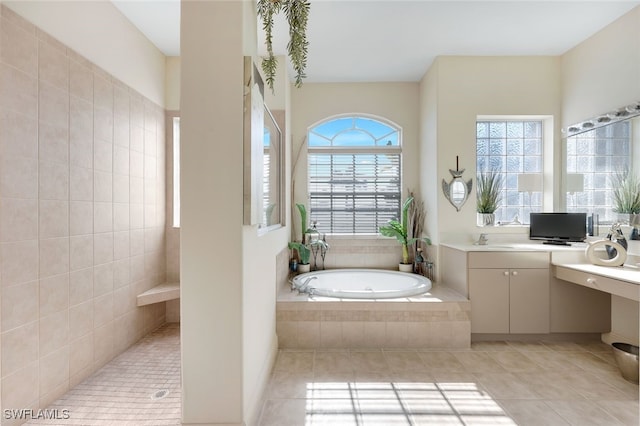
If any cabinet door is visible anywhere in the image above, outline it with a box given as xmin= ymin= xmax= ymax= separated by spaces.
xmin=509 ymin=269 xmax=550 ymax=333
xmin=469 ymin=269 xmax=510 ymax=333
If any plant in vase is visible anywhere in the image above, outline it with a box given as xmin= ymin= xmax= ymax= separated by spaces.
xmin=476 ymin=169 xmax=503 ymax=227
xmin=289 ymin=203 xmax=316 ymax=272
xmin=288 ymin=242 xmax=311 ymax=273
xmin=611 ymin=170 xmax=640 ymax=240
xmin=379 ymin=196 xmax=431 ymax=272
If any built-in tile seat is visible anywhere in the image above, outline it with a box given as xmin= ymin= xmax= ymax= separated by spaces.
xmin=136 ymin=282 xmax=180 ymax=306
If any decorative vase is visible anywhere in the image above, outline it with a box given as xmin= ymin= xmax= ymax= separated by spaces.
xmin=477 ymin=213 xmax=495 ymax=227
xmin=399 ymin=263 xmax=413 ymax=272
xmin=297 ymin=263 xmax=310 ymax=273
xmin=616 ymin=213 xmax=640 ymax=226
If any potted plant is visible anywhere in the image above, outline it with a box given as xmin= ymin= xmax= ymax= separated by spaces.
xmin=289 ymin=203 xmax=316 ymax=272
xmin=257 ymin=0 xmax=310 ymax=92
xmin=288 ymin=241 xmax=311 ymax=273
xmin=380 ymin=197 xmax=432 ymax=272
xmin=476 ymin=170 xmax=503 ymax=227
xmin=611 ymin=170 xmax=640 ymax=227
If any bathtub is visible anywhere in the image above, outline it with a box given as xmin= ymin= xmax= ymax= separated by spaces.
xmin=291 ymin=268 xmax=432 ymax=299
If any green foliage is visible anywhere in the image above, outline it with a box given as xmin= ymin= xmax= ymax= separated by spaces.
xmin=288 ymin=241 xmax=311 ymax=264
xmin=476 ymin=170 xmax=503 ymax=213
xmin=295 ymin=203 xmax=313 ymax=243
xmin=290 ymin=203 xmax=315 ymax=264
xmin=283 ymin=0 xmax=310 ymax=88
xmin=257 ymin=0 xmax=281 ymax=91
xmin=379 ymin=197 xmax=431 ymax=264
xmin=257 ymin=0 xmax=310 ymax=92
xmin=612 ymin=170 xmax=640 ymax=214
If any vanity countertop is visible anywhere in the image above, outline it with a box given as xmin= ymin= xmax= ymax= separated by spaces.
xmin=440 ymin=242 xmax=586 ymax=252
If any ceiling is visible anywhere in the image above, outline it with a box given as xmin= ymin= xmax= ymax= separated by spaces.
xmin=112 ymin=0 xmax=640 ymax=83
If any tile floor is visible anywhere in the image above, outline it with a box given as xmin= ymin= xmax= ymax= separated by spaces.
xmin=26 ymin=323 xmax=180 ymax=426
xmin=258 ymin=341 xmax=639 ymax=426
xmin=23 ymin=329 xmax=639 ymax=426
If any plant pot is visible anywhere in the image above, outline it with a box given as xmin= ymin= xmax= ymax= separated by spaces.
xmin=477 ymin=213 xmax=495 ymax=227
xmin=399 ymin=263 xmax=413 ymax=273
xmin=616 ymin=213 xmax=640 ymax=226
xmin=297 ymin=263 xmax=310 ymax=273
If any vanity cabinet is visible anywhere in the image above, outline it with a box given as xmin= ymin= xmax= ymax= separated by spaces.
xmin=467 ymin=252 xmax=550 ymax=334
xmin=441 ymin=244 xmax=611 ymax=336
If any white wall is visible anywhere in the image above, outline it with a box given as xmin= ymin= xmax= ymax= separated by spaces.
xmin=419 ymin=59 xmax=439 ymax=248
xmin=561 ymin=6 xmax=640 ymax=128
xmin=422 ymin=56 xmax=562 ymax=245
xmin=180 ymin=0 xmax=245 ymax=423
xmin=182 ymin=1 xmax=284 ymax=424
xmin=241 ymin=12 xmax=287 ymax=426
xmin=3 ymin=0 xmax=165 ymax=107
xmin=242 ymin=56 xmax=290 ymax=424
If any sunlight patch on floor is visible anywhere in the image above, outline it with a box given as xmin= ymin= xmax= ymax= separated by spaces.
xmin=302 ymin=381 xmax=516 ymax=425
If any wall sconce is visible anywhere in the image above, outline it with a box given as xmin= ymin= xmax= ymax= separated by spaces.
xmin=518 ymin=173 xmax=542 ymax=214
xmin=566 ymin=173 xmax=584 ymax=195
xmin=566 ymin=173 xmax=584 ymax=208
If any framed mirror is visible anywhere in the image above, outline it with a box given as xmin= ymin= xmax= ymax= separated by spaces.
xmin=243 ymin=57 xmax=285 ymax=231
xmin=442 ymin=169 xmax=473 ymax=212
xmin=262 ymin=105 xmax=284 ymax=229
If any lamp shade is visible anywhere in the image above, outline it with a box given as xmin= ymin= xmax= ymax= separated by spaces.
xmin=566 ymin=173 xmax=584 ymax=194
xmin=517 ymin=173 xmax=543 ymax=192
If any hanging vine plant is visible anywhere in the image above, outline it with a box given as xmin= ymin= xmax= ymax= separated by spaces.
xmin=257 ymin=0 xmax=310 ymax=91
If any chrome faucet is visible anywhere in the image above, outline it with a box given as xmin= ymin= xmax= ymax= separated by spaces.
xmin=475 ymin=233 xmax=489 ymax=245
xmin=297 ymin=276 xmax=318 ymax=294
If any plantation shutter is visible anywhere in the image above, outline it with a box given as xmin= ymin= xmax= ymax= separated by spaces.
xmin=308 ymin=151 xmax=401 ymax=234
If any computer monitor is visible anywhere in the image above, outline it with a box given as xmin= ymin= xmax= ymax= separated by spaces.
xmin=529 ymin=212 xmax=587 ymax=245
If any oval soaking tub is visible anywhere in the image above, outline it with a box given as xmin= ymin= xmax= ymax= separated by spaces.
xmin=291 ymin=268 xmax=432 ymax=299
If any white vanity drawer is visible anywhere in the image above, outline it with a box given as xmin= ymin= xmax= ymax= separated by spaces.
xmin=554 ymin=266 xmax=640 ymax=302
xmin=468 ymin=251 xmax=549 ymax=269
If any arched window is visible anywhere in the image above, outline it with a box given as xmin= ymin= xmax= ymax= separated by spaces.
xmin=307 ymin=115 xmax=402 ymax=234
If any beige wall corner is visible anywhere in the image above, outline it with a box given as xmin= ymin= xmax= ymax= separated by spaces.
xmin=3 ymin=0 xmax=165 ymax=106
xmin=432 ymin=56 xmax=562 ymax=243
xmin=165 ymin=56 xmax=181 ymax=111
xmin=561 ymin=6 xmax=640 ymax=127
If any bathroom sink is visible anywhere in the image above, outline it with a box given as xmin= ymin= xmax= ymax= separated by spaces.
xmin=473 ymin=244 xmax=515 ymax=250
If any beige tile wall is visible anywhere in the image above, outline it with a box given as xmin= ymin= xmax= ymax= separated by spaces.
xmin=0 ymin=5 xmax=166 ymax=418
xmin=276 ymin=298 xmax=471 ymax=349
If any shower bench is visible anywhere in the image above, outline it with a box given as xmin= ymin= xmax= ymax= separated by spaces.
xmin=137 ymin=282 xmax=180 ymax=306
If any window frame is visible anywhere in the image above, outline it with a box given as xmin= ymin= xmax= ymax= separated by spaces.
xmin=306 ymin=113 xmax=403 ymax=236
xmin=171 ymin=115 xmax=180 ymax=228
xmin=475 ymin=116 xmax=553 ymax=226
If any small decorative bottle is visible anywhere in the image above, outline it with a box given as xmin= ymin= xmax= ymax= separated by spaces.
xmin=425 ymin=261 xmax=434 ymax=281
xmin=414 ymin=248 xmax=425 ymax=275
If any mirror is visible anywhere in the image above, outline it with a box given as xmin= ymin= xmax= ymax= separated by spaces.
xmin=442 ymin=169 xmax=473 ymax=212
xmin=563 ymin=114 xmax=640 ymax=223
xmin=262 ymin=106 xmax=284 ymax=228
xmin=243 ymin=57 xmax=285 ymax=230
